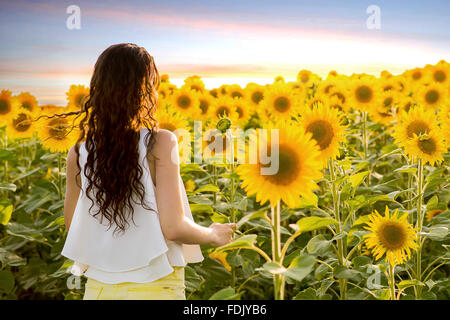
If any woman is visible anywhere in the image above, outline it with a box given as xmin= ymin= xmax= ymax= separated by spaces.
xmin=61 ymin=43 xmax=236 ymax=300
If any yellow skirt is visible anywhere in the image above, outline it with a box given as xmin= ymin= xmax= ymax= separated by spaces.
xmin=83 ymin=266 xmax=186 ymax=300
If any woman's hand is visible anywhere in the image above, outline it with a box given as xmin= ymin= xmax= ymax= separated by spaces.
xmin=208 ymin=222 xmax=237 ymax=247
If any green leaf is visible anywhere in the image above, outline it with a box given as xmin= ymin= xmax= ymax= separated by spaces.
xmin=293 ymin=287 xmax=318 ymax=300
xmin=209 ymin=287 xmax=241 ymax=300
xmin=0 ymin=198 xmax=13 ymax=225
xmin=296 ymin=216 xmax=337 ymax=233
xmin=333 ymin=265 xmax=363 ymax=281
xmin=349 ymin=171 xmax=369 ymax=189
xmin=262 ymin=262 xmax=286 ymax=275
xmin=216 ymin=234 xmax=257 ymax=252
xmin=210 ymin=211 xmax=229 ymax=223
xmin=394 ymin=165 xmax=417 ymax=174
xmin=296 ymin=193 xmax=318 ymax=209
xmin=306 ymin=235 xmax=332 ymax=256
xmin=237 ymin=209 xmax=266 ymax=228
xmin=0 ymin=270 xmax=15 ymax=293
xmin=283 ymin=255 xmax=316 ymax=283
xmin=397 ymin=279 xmax=424 ymax=290
xmin=189 ymin=203 xmax=213 ymax=214
xmin=424 ymin=225 xmax=448 ymax=241
xmin=195 ymin=184 xmax=220 ymax=193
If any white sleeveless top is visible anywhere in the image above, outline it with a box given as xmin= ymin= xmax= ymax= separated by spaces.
xmin=61 ymin=128 xmax=204 ymax=284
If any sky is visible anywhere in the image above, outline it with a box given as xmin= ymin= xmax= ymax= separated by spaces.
xmin=1 ymin=0 xmax=449 ymax=105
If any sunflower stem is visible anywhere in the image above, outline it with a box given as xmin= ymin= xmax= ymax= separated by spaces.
xmin=57 ymin=153 xmax=63 ymax=200
xmin=362 ymin=111 xmax=368 ymax=159
xmin=388 ymin=263 xmax=397 ymax=300
xmin=271 ymin=201 xmax=284 ymax=300
xmin=328 ymin=159 xmax=347 ymax=300
xmin=414 ymin=158 xmax=424 ymax=299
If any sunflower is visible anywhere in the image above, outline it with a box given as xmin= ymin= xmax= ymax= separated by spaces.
xmin=66 ymin=84 xmax=89 ymax=111
xmin=348 ymin=78 xmax=380 ymax=112
xmin=426 ymin=209 xmax=444 ymax=222
xmin=227 ymin=84 xmax=245 ymax=99
xmin=286 ymin=81 xmax=306 ymax=98
xmin=0 ymin=90 xmax=19 ymax=126
xmin=259 ymin=83 xmax=301 ymax=122
xmin=424 ymin=63 xmax=449 ymax=85
xmin=38 ymin=116 xmax=79 ymax=153
xmin=274 ymin=75 xmax=285 ymax=83
xmin=299 ymin=102 xmax=346 ymax=164
xmin=210 ymin=95 xmax=239 ymax=123
xmin=195 ymin=92 xmax=215 ymax=121
xmin=328 ymin=94 xmax=350 ymax=114
xmin=170 ymin=87 xmax=199 ymax=117
xmin=364 ymin=206 xmax=417 ymax=266
xmin=316 ymin=79 xmax=339 ymax=96
xmin=245 ymin=83 xmax=265 ymax=108
xmin=304 ymin=94 xmax=330 ymax=111
xmin=404 ymin=67 xmax=425 ymax=88
xmin=158 ymin=83 xmax=173 ymax=99
xmin=396 ymin=96 xmax=416 ymax=114
xmin=202 ymin=124 xmax=236 ymax=163
xmin=231 ymin=97 xmax=252 ymax=125
xmin=160 ymin=74 xmax=170 ymax=83
xmin=5 ymin=109 xmax=36 ymax=139
xmin=297 ymin=70 xmax=320 ymax=86
xmin=380 ymin=70 xmax=393 ymax=79
xmin=155 ymin=108 xmax=188 ymax=132
xmin=183 ymin=75 xmax=205 ymax=93
xmin=369 ymin=90 xmax=399 ymax=125
xmin=16 ymin=92 xmax=38 ymax=113
xmin=415 ymin=83 xmax=446 ymax=110
xmin=392 ymin=105 xmax=439 ymax=146
xmin=236 ymin=122 xmax=322 ymax=208
xmin=404 ymin=129 xmax=446 ymax=166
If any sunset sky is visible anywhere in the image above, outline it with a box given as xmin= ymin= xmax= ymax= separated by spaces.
xmin=1 ymin=0 xmax=449 ymax=105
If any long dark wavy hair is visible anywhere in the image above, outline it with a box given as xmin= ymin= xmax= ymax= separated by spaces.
xmin=75 ymin=43 xmax=160 ymax=234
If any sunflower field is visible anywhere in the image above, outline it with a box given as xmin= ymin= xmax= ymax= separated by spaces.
xmin=0 ymin=61 xmax=449 ymax=300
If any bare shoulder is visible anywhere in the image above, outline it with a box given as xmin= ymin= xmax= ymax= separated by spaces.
xmin=66 ymin=145 xmax=78 ymax=164
xmin=152 ymin=129 xmax=177 ymax=151
xmin=146 ymin=129 xmax=178 ymax=163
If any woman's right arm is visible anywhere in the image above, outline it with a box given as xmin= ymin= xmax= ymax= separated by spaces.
xmin=151 ymin=129 xmax=236 ymax=246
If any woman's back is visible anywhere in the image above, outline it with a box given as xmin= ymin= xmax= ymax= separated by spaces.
xmin=62 ymin=128 xmax=203 ymax=283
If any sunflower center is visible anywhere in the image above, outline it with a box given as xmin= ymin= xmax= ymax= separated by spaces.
xmin=177 ymin=95 xmax=191 ymax=109
xmin=0 ymin=98 xmax=11 ymax=115
xmin=330 ymin=92 xmax=346 ymax=103
xmin=274 ymin=97 xmax=290 ymax=112
xmin=383 ymin=85 xmax=394 ymax=92
xmin=236 ymin=106 xmax=243 ymax=118
xmin=13 ymin=113 xmax=32 ymax=132
xmin=434 ymin=70 xmax=446 ymax=83
xmin=418 ymin=137 xmax=437 ymax=155
xmin=160 ymin=122 xmax=176 ymax=132
xmin=199 ymin=99 xmax=209 ymax=114
xmin=251 ymin=91 xmax=264 ymax=104
xmin=300 ymin=74 xmax=309 ymax=83
xmin=191 ymin=85 xmax=202 ymax=92
xmin=406 ymin=120 xmax=429 ymax=138
xmin=21 ymin=101 xmax=32 ymax=111
xmin=324 ymin=85 xmax=335 ymax=94
xmin=216 ymin=106 xmax=230 ymax=117
xmin=378 ymin=222 xmax=407 ymax=250
xmin=383 ymin=97 xmax=393 ymax=108
xmin=48 ymin=118 xmax=69 ymax=140
xmin=355 ymin=85 xmax=373 ymax=103
xmin=231 ymin=91 xmax=243 ymax=99
xmin=261 ymin=144 xmax=300 ymax=186
xmin=412 ymin=71 xmax=422 ymax=80
xmin=306 ymin=120 xmax=335 ymax=150
xmin=425 ymin=89 xmax=439 ymax=104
